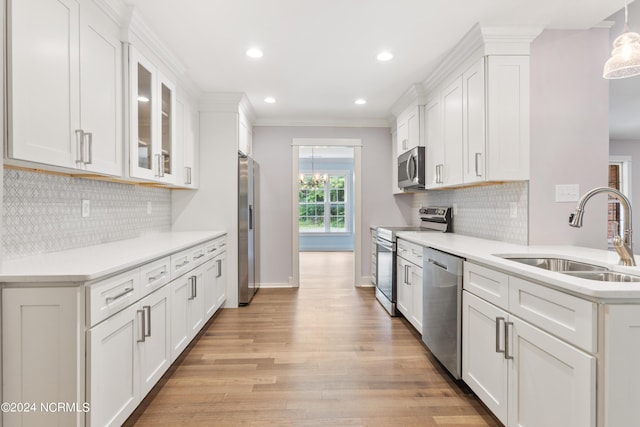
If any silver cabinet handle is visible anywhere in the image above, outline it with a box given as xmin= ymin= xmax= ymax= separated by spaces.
xmin=188 ymin=276 xmax=197 ymax=300
xmin=216 ymin=259 xmax=222 ymax=278
xmin=143 ymin=305 xmax=151 ymax=337
xmin=84 ymin=132 xmax=93 ymax=165
xmin=185 ymin=166 xmax=192 ymax=185
xmin=411 ymin=249 xmax=422 ymax=258
xmin=208 ymin=247 xmax=217 ymax=254
xmin=155 ymin=154 xmax=165 ymax=177
xmin=75 ymin=129 xmax=84 ymax=165
xmin=148 ymin=271 xmax=166 ymax=283
xmin=504 ymin=321 xmax=514 ymax=360
xmin=137 ymin=309 xmax=146 ymax=343
xmin=475 ymin=152 xmax=481 ymax=177
xmin=176 ymin=260 xmax=189 ymax=268
xmin=193 ymin=253 xmax=205 ymax=260
xmin=106 ymin=287 xmax=134 ymax=303
xmin=403 ymin=264 xmax=410 ymax=285
xmin=187 ymin=276 xmax=195 ymax=301
xmin=495 ymin=317 xmax=505 ymax=353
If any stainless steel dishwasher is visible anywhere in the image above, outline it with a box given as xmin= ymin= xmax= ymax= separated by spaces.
xmin=422 ymin=247 xmax=464 ymax=379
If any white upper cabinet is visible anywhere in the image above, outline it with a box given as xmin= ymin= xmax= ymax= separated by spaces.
xmin=7 ymin=0 xmax=122 ymax=175
xmin=485 ymin=56 xmax=530 ymax=181
xmin=396 ymin=105 xmax=422 ymax=156
xmin=462 ymin=58 xmax=486 ymax=184
xmin=129 ymin=46 xmax=178 ymax=184
xmin=175 ymin=96 xmax=199 ymax=189
xmin=239 ymin=111 xmax=252 ymax=156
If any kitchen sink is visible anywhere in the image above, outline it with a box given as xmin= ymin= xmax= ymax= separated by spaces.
xmin=498 ymin=256 xmax=640 ymax=283
xmin=500 ymin=257 xmax=608 ymax=272
xmin=563 ymin=271 xmax=640 ymax=282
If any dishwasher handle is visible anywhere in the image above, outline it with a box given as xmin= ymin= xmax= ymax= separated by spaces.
xmin=427 ymin=258 xmax=448 ymax=271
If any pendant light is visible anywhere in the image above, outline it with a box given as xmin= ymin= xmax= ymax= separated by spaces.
xmin=299 ymin=148 xmax=327 ymax=189
xmin=603 ymin=2 xmax=640 ymax=79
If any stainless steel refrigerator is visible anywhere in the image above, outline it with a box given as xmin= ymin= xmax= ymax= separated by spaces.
xmin=238 ymin=153 xmax=258 ymax=304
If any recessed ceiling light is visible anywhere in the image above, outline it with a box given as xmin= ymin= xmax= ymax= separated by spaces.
xmin=246 ymin=48 xmax=264 ymax=59
xmin=376 ymin=51 xmax=393 ymax=62
xmin=264 ymin=97 xmax=276 ymax=104
xmin=355 ymin=99 xmax=367 ymax=105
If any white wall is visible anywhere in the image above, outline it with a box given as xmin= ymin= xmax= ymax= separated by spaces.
xmin=252 ymin=126 xmax=412 ymax=286
xmin=529 ymin=29 xmax=610 ymax=248
xmin=172 ymin=110 xmax=240 ymax=307
xmin=610 ymin=140 xmax=640 ymax=253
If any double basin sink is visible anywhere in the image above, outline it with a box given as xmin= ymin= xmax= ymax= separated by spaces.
xmin=500 ymin=256 xmax=640 ymax=283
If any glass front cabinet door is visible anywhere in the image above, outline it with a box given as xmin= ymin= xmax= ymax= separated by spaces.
xmin=129 ymin=46 xmax=177 ymax=184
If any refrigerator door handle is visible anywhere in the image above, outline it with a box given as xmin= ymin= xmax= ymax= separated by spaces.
xmin=249 ymin=205 xmax=253 ymax=230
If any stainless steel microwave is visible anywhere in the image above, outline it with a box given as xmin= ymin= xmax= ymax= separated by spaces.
xmin=397 ymin=146 xmax=425 ymax=189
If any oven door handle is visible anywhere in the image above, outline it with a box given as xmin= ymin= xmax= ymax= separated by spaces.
xmin=375 ymin=237 xmax=394 ymax=251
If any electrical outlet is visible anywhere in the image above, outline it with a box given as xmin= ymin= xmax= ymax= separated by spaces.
xmin=82 ymin=199 xmax=90 ymax=218
xmin=509 ymin=202 xmax=518 ymax=218
xmin=147 ymin=201 xmax=152 ymax=215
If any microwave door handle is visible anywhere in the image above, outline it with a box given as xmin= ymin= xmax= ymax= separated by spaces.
xmin=405 ymin=155 xmax=412 ymax=183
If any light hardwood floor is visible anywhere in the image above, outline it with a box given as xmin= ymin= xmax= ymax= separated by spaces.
xmin=125 ymin=252 xmax=501 ymax=427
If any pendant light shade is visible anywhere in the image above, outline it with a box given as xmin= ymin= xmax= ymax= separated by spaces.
xmin=604 ymin=2 xmax=640 ymax=79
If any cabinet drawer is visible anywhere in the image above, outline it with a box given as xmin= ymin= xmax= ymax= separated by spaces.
xmin=140 ymin=256 xmax=171 ymax=297
xmin=87 ymin=269 xmax=140 ymax=327
xmin=171 ymin=244 xmax=204 ymax=278
xmin=509 ymin=277 xmax=597 ymax=353
xmin=464 ymin=261 xmax=509 ymax=310
xmin=204 ymin=237 xmax=227 ymax=261
xmin=397 ymin=239 xmax=423 ymax=266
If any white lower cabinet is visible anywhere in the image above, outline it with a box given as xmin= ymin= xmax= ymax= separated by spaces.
xmin=463 ymin=262 xmax=597 ymax=427
xmin=2 ymin=287 xmax=85 ymax=427
xmin=396 ymin=239 xmax=423 ymax=332
xmin=2 ymin=236 xmax=227 ymax=427
xmin=205 ymin=251 xmax=227 ymax=320
xmin=396 ymin=257 xmax=423 ymax=332
xmin=87 ymin=285 xmax=171 ymax=427
xmin=87 ymin=304 xmax=140 ymax=427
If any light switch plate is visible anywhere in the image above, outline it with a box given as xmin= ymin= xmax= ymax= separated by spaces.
xmin=82 ymin=199 xmax=90 ymax=218
xmin=556 ymin=184 xmax=580 ymax=202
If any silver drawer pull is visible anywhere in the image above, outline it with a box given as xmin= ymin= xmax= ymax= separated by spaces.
xmin=148 ymin=271 xmax=166 ymax=283
xmin=177 ymin=260 xmax=190 ymax=268
xmin=207 ymin=247 xmax=217 ymax=253
xmin=193 ymin=254 xmax=205 ymax=260
xmin=219 ymin=242 xmax=226 ymax=247
xmin=106 ymin=287 xmax=133 ymax=303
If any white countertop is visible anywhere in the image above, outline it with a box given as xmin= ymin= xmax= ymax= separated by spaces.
xmin=0 ymin=231 xmax=225 ymax=283
xmin=397 ymin=231 xmax=640 ymax=301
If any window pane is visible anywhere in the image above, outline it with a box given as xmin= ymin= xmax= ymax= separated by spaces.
xmin=337 ymin=189 xmax=345 ymax=202
xmin=316 ymin=190 xmax=324 ymax=202
xmin=316 ymin=205 xmax=324 ymax=216
xmin=330 ymin=189 xmax=337 ymax=202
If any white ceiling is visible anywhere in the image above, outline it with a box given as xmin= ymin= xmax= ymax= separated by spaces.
xmin=125 ymin=0 xmax=628 ymax=126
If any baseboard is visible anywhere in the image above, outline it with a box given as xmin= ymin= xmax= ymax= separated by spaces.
xmin=356 ymin=276 xmax=375 ymax=287
xmin=259 ymin=283 xmax=293 ymax=289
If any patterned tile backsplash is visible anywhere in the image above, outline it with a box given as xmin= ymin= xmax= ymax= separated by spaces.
xmin=3 ymin=169 xmax=172 ymax=259
xmin=412 ymin=181 xmax=529 ymax=245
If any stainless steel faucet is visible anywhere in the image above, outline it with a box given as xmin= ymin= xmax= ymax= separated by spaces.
xmin=569 ymin=187 xmax=636 ymax=266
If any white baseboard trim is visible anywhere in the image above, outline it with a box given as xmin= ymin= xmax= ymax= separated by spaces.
xmin=356 ymin=276 xmax=374 ymax=287
xmin=259 ymin=283 xmax=293 ymax=289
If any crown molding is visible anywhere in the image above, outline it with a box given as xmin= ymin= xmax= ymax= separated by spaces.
xmin=252 ymin=117 xmax=391 ymax=128
xmin=390 ymin=84 xmax=427 ymax=117
xmin=199 ymin=92 xmax=247 ymax=113
xmin=422 ymin=23 xmax=542 ymax=93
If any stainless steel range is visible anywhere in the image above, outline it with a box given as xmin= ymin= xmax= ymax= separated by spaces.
xmin=374 ymin=207 xmax=452 ymax=316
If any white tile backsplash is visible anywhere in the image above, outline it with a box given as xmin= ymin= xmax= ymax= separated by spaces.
xmin=3 ymin=169 xmax=171 ymax=259
xmin=412 ymin=181 xmax=529 ymax=245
